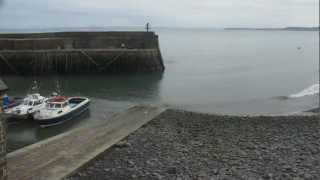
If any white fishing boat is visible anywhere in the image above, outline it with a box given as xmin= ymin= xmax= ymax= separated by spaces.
xmin=4 ymin=94 xmax=47 ymax=119
xmin=33 ymin=96 xmax=90 ymax=127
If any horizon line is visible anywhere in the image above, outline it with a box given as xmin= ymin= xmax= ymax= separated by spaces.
xmin=0 ymin=25 xmax=319 ymax=30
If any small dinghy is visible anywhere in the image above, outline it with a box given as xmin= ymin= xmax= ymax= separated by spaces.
xmin=4 ymin=94 xmax=47 ymax=119
xmin=33 ymin=96 xmax=90 ymax=127
xmin=2 ymin=96 xmax=23 ymax=110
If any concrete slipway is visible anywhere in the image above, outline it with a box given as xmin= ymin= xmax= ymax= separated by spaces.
xmin=7 ymin=106 xmax=166 ymax=180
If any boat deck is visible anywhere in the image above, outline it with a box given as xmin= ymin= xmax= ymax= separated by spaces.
xmin=69 ymin=103 xmax=77 ymax=108
xmin=7 ymin=106 xmax=166 ymax=180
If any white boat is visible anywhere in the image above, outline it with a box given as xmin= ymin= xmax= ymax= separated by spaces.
xmin=4 ymin=94 xmax=47 ymax=119
xmin=33 ymin=96 xmax=90 ymax=127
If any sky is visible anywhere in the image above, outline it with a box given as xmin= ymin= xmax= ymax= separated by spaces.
xmin=0 ymin=0 xmax=319 ymax=29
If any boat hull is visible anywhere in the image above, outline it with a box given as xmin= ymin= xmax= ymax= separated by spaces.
xmin=5 ymin=113 xmax=33 ymax=120
xmin=35 ymin=100 xmax=90 ymax=127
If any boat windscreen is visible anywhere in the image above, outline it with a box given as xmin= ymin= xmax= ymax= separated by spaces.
xmin=34 ymin=100 xmax=42 ymax=106
xmin=55 ymin=104 xmax=62 ymax=108
xmin=47 ymin=103 xmax=55 ymax=109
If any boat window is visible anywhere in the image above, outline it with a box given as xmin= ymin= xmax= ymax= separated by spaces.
xmin=55 ymin=104 xmax=62 ymax=108
xmin=34 ymin=101 xmax=41 ymax=106
xmin=28 ymin=101 xmax=33 ymax=106
xmin=24 ymin=101 xmax=29 ymax=105
xmin=49 ymin=104 xmax=55 ymax=109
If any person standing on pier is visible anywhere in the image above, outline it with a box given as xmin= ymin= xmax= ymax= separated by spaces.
xmin=146 ymin=22 xmax=150 ymax=32
xmin=2 ymin=93 xmax=9 ymax=111
xmin=0 ymin=79 xmax=8 ymax=112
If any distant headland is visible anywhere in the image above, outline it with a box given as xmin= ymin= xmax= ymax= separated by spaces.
xmin=224 ymin=27 xmax=320 ymax=31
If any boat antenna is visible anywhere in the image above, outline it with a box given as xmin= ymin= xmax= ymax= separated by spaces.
xmin=55 ymin=79 xmax=62 ymax=95
xmin=28 ymin=79 xmax=40 ymax=94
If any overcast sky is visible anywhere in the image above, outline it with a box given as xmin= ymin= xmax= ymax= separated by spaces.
xmin=0 ymin=0 xmax=318 ymax=29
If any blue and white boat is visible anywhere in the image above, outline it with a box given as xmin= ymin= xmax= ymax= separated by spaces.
xmin=4 ymin=94 xmax=47 ymax=119
xmin=33 ymin=96 xmax=90 ymax=127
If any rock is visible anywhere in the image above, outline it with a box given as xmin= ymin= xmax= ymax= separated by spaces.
xmin=310 ymin=147 xmax=318 ymax=154
xmin=304 ymin=173 xmax=312 ymax=180
xmin=128 ymin=160 xmax=135 ymax=166
xmin=166 ymin=167 xmax=177 ymax=174
xmin=213 ymin=169 xmax=219 ymax=175
xmin=239 ymin=150 xmax=247 ymax=156
xmin=153 ymin=172 xmax=163 ymax=179
xmin=131 ymin=174 xmax=137 ymax=178
xmin=312 ymin=160 xmax=319 ymax=166
xmin=282 ymin=165 xmax=292 ymax=171
xmin=178 ymin=147 xmax=189 ymax=153
xmin=190 ymin=140 xmax=204 ymax=147
xmin=78 ymin=172 xmax=86 ymax=177
xmin=146 ymin=160 xmax=155 ymax=166
xmin=198 ymin=170 xmax=207 ymax=177
xmin=267 ymin=173 xmax=273 ymax=178
xmin=176 ymin=177 xmax=183 ymax=180
xmin=115 ymin=140 xmax=130 ymax=148
xmin=219 ymin=175 xmax=231 ymax=180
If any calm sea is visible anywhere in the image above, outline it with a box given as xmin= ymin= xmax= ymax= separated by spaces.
xmin=1 ymin=27 xmax=319 ymax=151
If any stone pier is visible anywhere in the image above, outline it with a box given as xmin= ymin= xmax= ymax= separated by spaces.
xmin=0 ymin=32 xmax=165 ymax=75
xmin=7 ymin=106 xmax=166 ymax=180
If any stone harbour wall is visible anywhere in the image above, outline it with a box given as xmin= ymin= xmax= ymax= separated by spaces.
xmin=0 ymin=114 xmax=6 ymax=180
xmin=0 ymin=31 xmax=164 ymax=75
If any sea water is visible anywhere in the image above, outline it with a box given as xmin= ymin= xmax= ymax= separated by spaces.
xmin=1 ymin=27 xmax=319 ymax=151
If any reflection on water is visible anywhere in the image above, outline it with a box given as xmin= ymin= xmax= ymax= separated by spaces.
xmin=4 ymin=73 xmax=163 ymax=102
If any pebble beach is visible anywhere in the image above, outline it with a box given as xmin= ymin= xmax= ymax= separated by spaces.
xmin=69 ymin=109 xmax=320 ymax=180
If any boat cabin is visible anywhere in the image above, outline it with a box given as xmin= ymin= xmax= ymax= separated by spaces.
xmin=23 ymin=94 xmax=45 ymax=107
xmin=23 ymin=99 xmax=44 ymax=107
xmin=46 ymin=96 xmax=68 ymax=109
xmin=46 ymin=102 xmax=69 ymax=109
